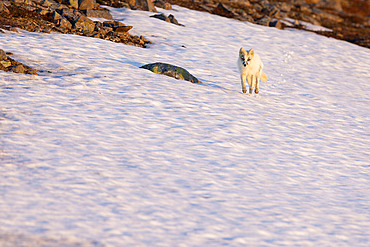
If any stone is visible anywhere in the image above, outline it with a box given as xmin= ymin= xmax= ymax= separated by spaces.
xmin=62 ymin=0 xmax=78 ymax=9
xmin=150 ymin=13 xmax=169 ymax=22
xmin=140 ymin=63 xmax=200 ymax=83
xmin=256 ymin=16 xmax=271 ymax=26
xmin=114 ymin=26 xmax=133 ymax=33
xmin=150 ymin=13 xmax=183 ymax=26
xmin=78 ymin=0 xmax=96 ymax=10
xmin=0 ymin=49 xmax=7 ymax=60
xmin=0 ymin=2 xmax=10 ymax=13
xmin=84 ymin=9 xmax=113 ymax=20
xmin=57 ymin=17 xmax=73 ymax=29
xmin=0 ymin=60 xmax=11 ymax=68
xmin=10 ymin=65 xmax=26 ymax=73
xmin=153 ymin=0 xmax=171 ymax=10
xmin=269 ymin=19 xmax=283 ymax=29
xmin=212 ymin=3 xmax=235 ymax=18
xmin=313 ymin=0 xmax=342 ymax=12
xmin=168 ymin=14 xmax=180 ymax=25
xmin=36 ymin=7 xmax=50 ymax=15
xmin=73 ymin=15 xmax=95 ymax=33
xmin=135 ymin=0 xmax=157 ymax=12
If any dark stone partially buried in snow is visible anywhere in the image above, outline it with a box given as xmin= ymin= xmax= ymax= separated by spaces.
xmin=140 ymin=62 xmax=200 ymax=83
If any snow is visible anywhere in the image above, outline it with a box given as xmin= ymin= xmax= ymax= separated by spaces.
xmin=1 ymin=5 xmax=370 ymax=246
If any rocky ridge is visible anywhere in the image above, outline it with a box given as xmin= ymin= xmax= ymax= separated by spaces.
xmin=0 ymin=0 xmax=151 ymax=47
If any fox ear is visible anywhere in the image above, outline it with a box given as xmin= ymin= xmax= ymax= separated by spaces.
xmin=248 ymin=48 xmax=255 ymax=57
xmin=240 ymin=47 xmax=246 ymax=53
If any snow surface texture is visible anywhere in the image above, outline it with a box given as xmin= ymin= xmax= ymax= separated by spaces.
xmin=1 ymin=5 xmax=370 ymax=246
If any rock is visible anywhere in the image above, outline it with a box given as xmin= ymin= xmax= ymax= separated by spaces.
xmin=256 ymin=16 xmax=271 ymax=26
xmin=153 ymin=0 xmax=171 ymax=10
xmin=78 ymin=0 xmax=96 ymax=10
xmin=135 ymin=0 xmax=157 ymax=12
xmin=150 ymin=13 xmax=183 ymax=26
xmin=140 ymin=62 xmax=200 ymax=83
xmin=168 ymin=14 xmax=181 ymax=25
xmin=212 ymin=3 xmax=235 ymax=18
xmin=0 ymin=2 xmax=10 ymax=13
xmin=10 ymin=65 xmax=26 ymax=73
xmin=114 ymin=25 xmax=133 ymax=33
xmin=73 ymin=15 xmax=95 ymax=33
xmin=58 ymin=17 xmax=73 ymax=29
xmin=0 ymin=49 xmax=7 ymax=60
xmin=150 ymin=13 xmax=168 ymax=22
xmin=84 ymin=9 xmax=113 ymax=20
xmin=269 ymin=19 xmax=283 ymax=29
xmin=313 ymin=0 xmax=342 ymax=12
xmin=0 ymin=60 xmax=12 ymax=68
xmin=262 ymin=5 xmax=280 ymax=18
xmin=62 ymin=0 xmax=78 ymax=9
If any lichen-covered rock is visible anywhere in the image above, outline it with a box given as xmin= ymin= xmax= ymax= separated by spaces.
xmin=140 ymin=62 xmax=200 ymax=83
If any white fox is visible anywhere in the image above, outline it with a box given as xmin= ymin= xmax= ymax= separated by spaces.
xmin=237 ymin=47 xmax=267 ymax=94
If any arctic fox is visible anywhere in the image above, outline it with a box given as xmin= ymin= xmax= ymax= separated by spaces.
xmin=238 ymin=47 xmax=267 ymax=94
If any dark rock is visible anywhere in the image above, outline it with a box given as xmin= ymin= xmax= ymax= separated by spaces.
xmin=168 ymin=14 xmax=180 ymax=25
xmin=150 ymin=13 xmax=183 ymax=26
xmin=269 ymin=19 xmax=283 ymax=29
xmin=150 ymin=13 xmax=168 ymax=22
xmin=212 ymin=3 xmax=235 ymax=18
xmin=140 ymin=62 xmax=200 ymax=83
xmin=84 ymin=9 xmax=113 ymax=19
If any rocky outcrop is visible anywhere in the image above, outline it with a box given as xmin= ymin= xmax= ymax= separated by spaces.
xmin=0 ymin=49 xmax=40 ymax=75
xmin=140 ymin=63 xmax=200 ymax=83
xmin=0 ymin=0 xmax=151 ymax=48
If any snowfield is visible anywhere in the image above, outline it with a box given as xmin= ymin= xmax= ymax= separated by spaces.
xmin=1 ymin=5 xmax=370 ymax=246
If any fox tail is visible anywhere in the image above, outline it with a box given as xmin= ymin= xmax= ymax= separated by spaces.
xmin=261 ymin=72 xmax=267 ymax=82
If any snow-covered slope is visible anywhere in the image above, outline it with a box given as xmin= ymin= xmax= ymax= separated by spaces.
xmin=1 ymin=6 xmax=369 ymax=246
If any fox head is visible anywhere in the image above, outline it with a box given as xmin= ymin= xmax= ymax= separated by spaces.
xmin=239 ymin=48 xmax=254 ymax=67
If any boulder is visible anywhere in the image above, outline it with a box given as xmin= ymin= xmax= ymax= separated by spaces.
xmin=73 ymin=15 xmax=95 ymax=33
xmin=140 ymin=62 xmax=200 ymax=83
xmin=78 ymin=0 xmax=96 ymax=10
xmin=84 ymin=9 xmax=113 ymax=20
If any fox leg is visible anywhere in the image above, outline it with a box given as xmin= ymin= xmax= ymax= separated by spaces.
xmin=255 ymin=76 xmax=260 ymax=94
xmin=241 ymin=73 xmax=247 ymax=93
xmin=247 ymin=75 xmax=253 ymax=94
